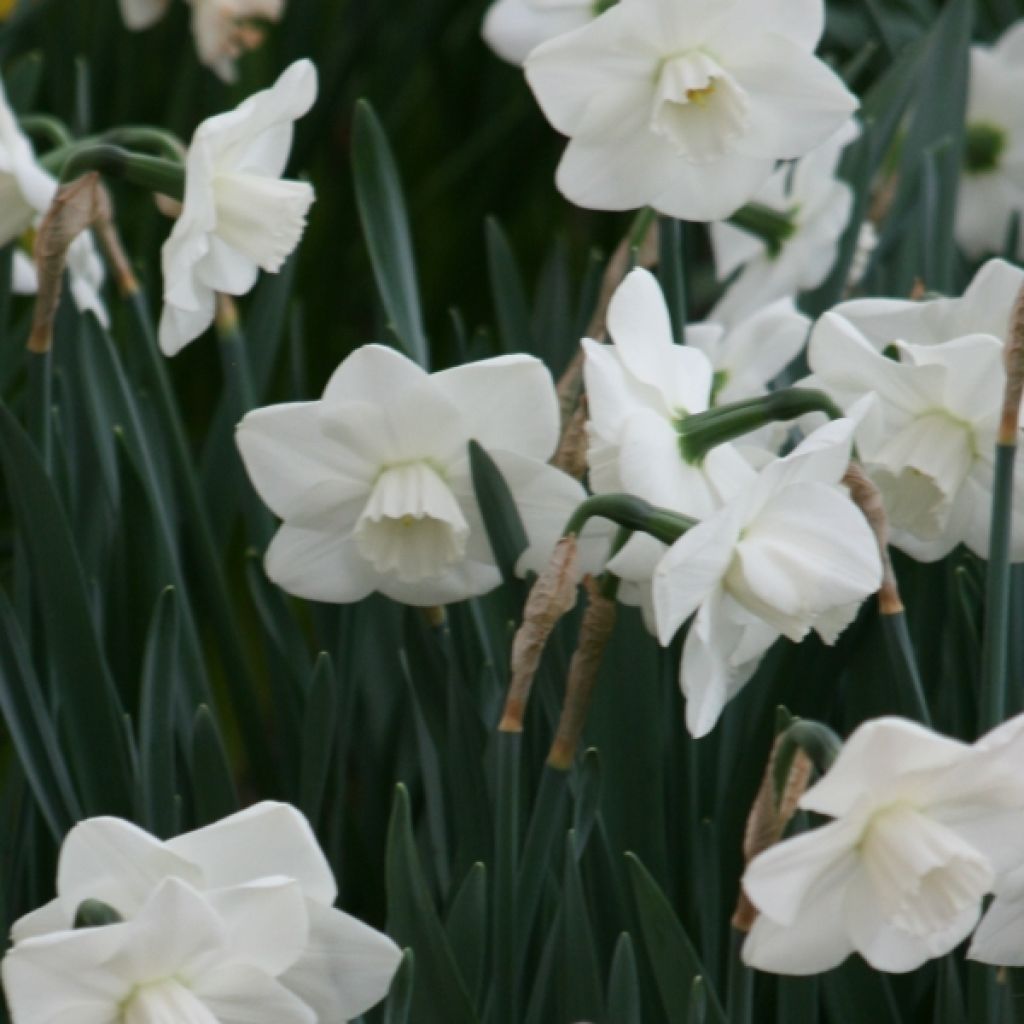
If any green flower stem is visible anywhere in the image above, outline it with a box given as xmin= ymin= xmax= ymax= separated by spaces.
xmin=215 ymin=301 xmax=275 ymax=547
xmin=880 ymin=609 xmax=932 ymax=725
xmin=979 ymin=441 xmax=1016 ymax=730
xmin=678 ymin=388 xmax=843 ymax=464
xmin=59 ymin=144 xmax=185 ymax=200
xmin=19 ymin=113 xmax=73 ymax=150
xmin=628 ymin=206 xmax=656 ymax=252
xmin=726 ymin=201 xmax=797 ymax=257
xmin=99 ymin=126 xmax=185 ymax=164
xmin=563 ymin=494 xmax=696 ymax=547
xmin=772 ymin=718 xmax=841 ymax=801
xmin=124 ymin=288 xmax=271 ymax=789
xmin=659 ymin=216 xmax=687 ymax=343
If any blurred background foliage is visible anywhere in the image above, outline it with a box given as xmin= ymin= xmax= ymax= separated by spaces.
xmin=3 ymin=0 xmax=1024 ymax=1021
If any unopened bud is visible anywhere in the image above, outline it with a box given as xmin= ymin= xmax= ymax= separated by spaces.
xmin=732 ymin=732 xmax=813 ymax=933
xmin=499 ymin=534 xmax=580 ymax=733
xmin=842 ymin=461 xmax=902 ymax=614
xmin=28 ymin=173 xmax=111 ymax=353
xmin=999 ymin=280 xmax=1024 ymax=445
xmin=546 ymin=576 xmax=617 ymax=770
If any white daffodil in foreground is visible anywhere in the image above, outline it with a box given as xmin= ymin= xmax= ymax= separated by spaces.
xmin=2 ymin=802 xmax=402 ymax=1023
xmin=237 ymin=344 xmax=598 ymax=606
xmin=119 ymin=0 xmax=284 ymax=83
xmin=956 ymin=22 xmax=1024 ymax=260
xmin=159 ymin=58 xmax=315 ymax=356
xmin=524 ymin=0 xmax=857 ymax=220
xmin=711 ymin=119 xmax=858 ymax=322
xmin=647 ymin=418 xmax=881 ymax=737
xmin=743 ymin=716 xmax=1024 ymax=974
xmin=806 ymin=258 xmax=1024 ymax=562
xmin=482 ymin=0 xmax=595 ymax=66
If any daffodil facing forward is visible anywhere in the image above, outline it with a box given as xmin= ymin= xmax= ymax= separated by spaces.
xmin=236 ymin=344 xmax=598 ymax=606
xmin=956 ymin=22 xmax=1024 ymax=260
xmin=525 ymin=0 xmax=858 ymax=220
xmin=159 ymin=58 xmax=315 ymax=356
xmin=2 ymin=802 xmax=402 ymax=1023
xmin=743 ymin=716 xmax=1024 ymax=974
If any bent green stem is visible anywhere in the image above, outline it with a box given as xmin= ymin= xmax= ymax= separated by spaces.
xmin=677 ymin=388 xmax=843 ymax=464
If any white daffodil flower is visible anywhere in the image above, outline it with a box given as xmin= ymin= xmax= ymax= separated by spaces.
xmin=482 ymin=0 xmax=595 ymax=66
xmin=743 ymin=715 xmax=1024 ymax=975
xmin=190 ymin=0 xmax=286 ymax=83
xmin=524 ymin=0 xmax=858 ymax=221
xmin=159 ymin=58 xmax=315 ymax=356
xmin=4 ymin=802 xmax=402 ymax=1023
xmin=805 ymin=258 xmax=1024 ymax=562
xmin=583 ymin=268 xmax=754 ymax=628
xmin=710 ymin=119 xmax=858 ymax=322
xmin=645 ymin=418 xmax=881 ymax=737
xmin=237 ymin=344 xmax=600 ymax=606
xmin=119 ymin=0 xmax=284 ymax=83
xmin=956 ymin=22 xmax=1024 ymax=260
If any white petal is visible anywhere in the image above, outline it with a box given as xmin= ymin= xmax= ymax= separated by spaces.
xmin=651 ymin=504 xmax=745 ymax=645
xmin=235 ymin=402 xmax=374 ymax=524
xmin=191 ymin=966 xmax=315 ymax=1024
xmin=728 ymin=481 xmax=881 ymax=642
xmin=204 ymin=878 xmax=309 ymax=976
xmin=56 ymin=817 xmax=203 ymax=922
xmin=264 ymin=525 xmax=378 ymax=604
xmin=800 ymin=718 xmax=969 ymax=818
xmin=970 ymin=866 xmax=1024 ymax=966
xmin=166 ymin=802 xmax=337 ymax=906
xmin=430 ymin=354 xmax=559 ymax=461
xmin=728 ymin=34 xmax=859 ymax=160
xmin=280 ymin=901 xmax=401 ymax=1021
xmin=321 ymin=343 xmax=427 ymax=407
xmin=118 ymin=0 xmax=170 ymax=30
xmin=742 ymin=815 xmax=862 ymax=928
xmin=482 ymin=0 xmax=592 ymax=65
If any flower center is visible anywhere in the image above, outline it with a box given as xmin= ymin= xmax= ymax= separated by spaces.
xmin=212 ymin=171 xmax=314 ymax=273
xmin=868 ymin=410 xmax=975 ymax=539
xmin=964 ymin=121 xmax=1007 ymax=175
xmin=649 ymin=52 xmax=749 ymax=162
xmin=123 ymin=977 xmax=218 ymax=1024
xmin=354 ymin=461 xmax=469 ymax=582
xmin=860 ymin=803 xmax=992 ymax=937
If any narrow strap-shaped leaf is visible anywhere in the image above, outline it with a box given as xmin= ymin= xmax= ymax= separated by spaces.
xmin=385 ymin=784 xmax=479 ymax=1024
xmin=0 ymin=402 xmax=133 ymax=816
xmin=352 ymin=99 xmax=430 ymax=369
xmin=299 ymin=653 xmax=339 ymax=825
xmin=139 ymin=587 xmax=181 ymax=838
xmin=468 ymin=440 xmax=528 ymax=586
xmin=189 ymin=705 xmax=239 ymax=827
xmin=485 ymin=217 xmax=535 ymax=356
xmin=625 ymin=852 xmax=727 ymax=1024
xmin=445 ymin=862 xmax=488 ymax=1003
xmin=383 ymin=950 xmax=416 ymax=1024
xmin=0 ymin=591 xmax=80 ymax=839
xmin=606 ymin=933 xmax=643 ymax=1024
